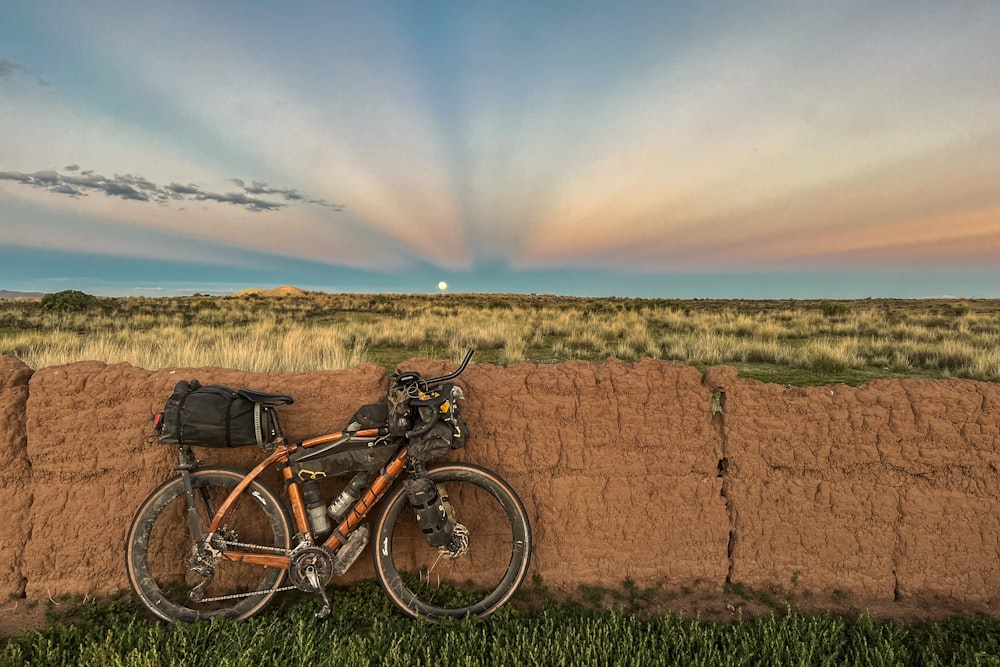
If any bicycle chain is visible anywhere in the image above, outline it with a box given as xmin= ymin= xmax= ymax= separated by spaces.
xmin=217 ymin=538 xmax=292 ymax=555
xmin=193 ymin=539 xmax=295 ymax=603
xmin=196 ymin=584 xmax=299 ymax=603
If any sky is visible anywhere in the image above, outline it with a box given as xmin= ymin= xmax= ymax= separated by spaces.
xmin=1 ymin=1 xmax=999 ymax=299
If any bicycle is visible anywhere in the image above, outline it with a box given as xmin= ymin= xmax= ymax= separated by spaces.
xmin=125 ymin=350 xmax=532 ymax=622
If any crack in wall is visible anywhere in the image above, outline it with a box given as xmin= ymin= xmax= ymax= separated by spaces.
xmin=892 ymin=486 xmax=904 ymax=601
xmin=16 ymin=492 xmax=33 ymax=598
xmin=712 ymin=390 xmax=735 ymax=585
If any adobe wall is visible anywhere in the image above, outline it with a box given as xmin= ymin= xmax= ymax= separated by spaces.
xmin=0 ymin=357 xmax=32 ymax=597
xmin=720 ymin=376 xmax=1000 ymax=604
xmin=2 ymin=354 xmax=999 ymax=613
xmin=407 ymin=358 xmax=729 ymax=588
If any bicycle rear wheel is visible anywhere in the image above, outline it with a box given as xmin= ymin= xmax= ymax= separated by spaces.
xmin=372 ymin=463 xmax=532 ymax=619
xmin=126 ymin=468 xmax=292 ymax=622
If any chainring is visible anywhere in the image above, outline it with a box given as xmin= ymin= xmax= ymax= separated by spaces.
xmin=288 ymin=546 xmax=335 ymax=593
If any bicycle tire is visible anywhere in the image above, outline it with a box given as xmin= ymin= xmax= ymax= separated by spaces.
xmin=372 ymin=462 xmax=532 ymax=619
xmin=125 ymin=468 xmax=292 ymax=622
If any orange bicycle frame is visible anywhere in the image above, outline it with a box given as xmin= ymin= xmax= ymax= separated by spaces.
xmin=202 ymin=429 xmax=410 ymax=569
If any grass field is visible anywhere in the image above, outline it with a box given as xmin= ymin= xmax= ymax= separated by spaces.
xmin=4 ymin=582 xmax=1000 ymax=667
xmin=1 ymin=291 xmax=999 ymax=385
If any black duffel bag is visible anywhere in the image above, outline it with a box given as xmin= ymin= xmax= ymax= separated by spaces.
xmin=157 ymin=380 xmax=277 ymax=447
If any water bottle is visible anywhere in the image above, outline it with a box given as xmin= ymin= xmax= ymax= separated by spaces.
xmin=328 ymin=472 xmax=369 ymax=522
xmin=301 ymin=479 xmax=330 ymax=535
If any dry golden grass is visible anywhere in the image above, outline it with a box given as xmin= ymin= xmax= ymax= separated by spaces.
xmin=1 ymin=292 xmax=998 ymax=385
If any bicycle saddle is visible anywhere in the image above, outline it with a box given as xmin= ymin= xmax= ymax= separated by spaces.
xmin=236 ymin=389 xmax=294 ymax=405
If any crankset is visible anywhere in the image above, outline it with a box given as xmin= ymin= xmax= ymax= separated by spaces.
xmin=289 ymin=546 xmax=335 ymax=618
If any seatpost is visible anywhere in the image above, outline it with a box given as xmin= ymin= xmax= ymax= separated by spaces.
xmin=176 ymin=446 xmax=205 ymax=542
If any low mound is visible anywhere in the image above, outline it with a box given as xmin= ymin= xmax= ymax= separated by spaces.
xmin=232 ymin=286 xmax=307 ymax=297
xmin=262 ymin=285 xmax=307 ymax=297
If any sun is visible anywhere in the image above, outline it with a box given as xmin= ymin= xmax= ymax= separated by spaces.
xmin=437 ymin=281 xmax=448 ymax=291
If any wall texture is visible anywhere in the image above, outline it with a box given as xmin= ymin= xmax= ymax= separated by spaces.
xmin=1 ymin=355 xmax=998 ymax=610
xmin=0 ymin=356 xmax=32 ymax=597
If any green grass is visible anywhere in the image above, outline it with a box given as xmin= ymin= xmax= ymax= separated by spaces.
xmin=4 ymin=583 xmax=1000 ymax=666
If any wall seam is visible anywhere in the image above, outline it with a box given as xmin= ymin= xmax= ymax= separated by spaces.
xmin=712 ymin=389 xmax=735 ymax=585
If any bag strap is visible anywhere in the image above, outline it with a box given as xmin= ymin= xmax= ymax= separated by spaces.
xmin=254 ymin=403 xmax=265 ymax=446
xmin=224 ymin=394 xmax=233 ymax=447
xmin=176 ymin=387 xmax=193 ymax=446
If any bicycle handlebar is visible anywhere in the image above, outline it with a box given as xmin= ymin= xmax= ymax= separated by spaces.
xmin=393 ymin=349 xmax=475 ymax=390
xmin=423 ymin=349 xmax=474 ymax=385
xmin=399 ymin=350 xmax=473 ymax=439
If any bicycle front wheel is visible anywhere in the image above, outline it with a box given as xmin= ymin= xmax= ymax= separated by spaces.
xmin=373 ymin=463 xmax=532 ymax=619
xmin=125 ymin=468 xmax=292 ymax=622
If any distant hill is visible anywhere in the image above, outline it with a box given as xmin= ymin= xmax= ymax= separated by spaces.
xmin=232 ymin=286 xmax=308 ymax=297
xmin=0 ymin=290 xmax=44 ymax=299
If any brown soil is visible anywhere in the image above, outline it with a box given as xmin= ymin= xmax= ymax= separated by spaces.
xmin=0 ymin=601 xmax=48 ymax=638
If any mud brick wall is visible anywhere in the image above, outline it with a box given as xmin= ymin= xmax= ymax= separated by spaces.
xmin=405 ymin=358 xmax=729 ymax=589
xmin=2 ymin=354 xmax=999 ymax=611
xmin=0 ymin=357 xmax=32 ymax=597
xmin=719 ymin=375 xmax=1000 ymax=603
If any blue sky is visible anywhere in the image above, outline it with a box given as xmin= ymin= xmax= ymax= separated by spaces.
xmin=2 ymin=1 xmax=999 ymax=298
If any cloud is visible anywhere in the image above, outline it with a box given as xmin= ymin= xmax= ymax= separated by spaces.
xmin=0 ymin=58 xmax=48 ymax=86
xmin=0 ymin=166 xmax=344 ymax=213
xmin=230 ymin=178 xmax=343 ymax=210
xmin=0 ymin=59 xmax=18 ymax=78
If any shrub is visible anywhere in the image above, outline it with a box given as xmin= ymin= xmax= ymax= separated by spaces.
xmin=192 ymin=298 xmax=219 ymax=311
xmin=40 ymin=290 xmax=100 ymax=312
xmin=819 ymin=300 xmax=849 ymax=318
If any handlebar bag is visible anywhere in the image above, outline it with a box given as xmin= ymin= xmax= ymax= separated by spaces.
xmin=407 ymin=385 xmax=468 ymax=462
xmin=157 ymin=380 xmax=276 ymax=448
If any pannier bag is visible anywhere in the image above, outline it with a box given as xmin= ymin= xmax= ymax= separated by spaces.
xmin=158 ymin=380 xmax=277 ymax=448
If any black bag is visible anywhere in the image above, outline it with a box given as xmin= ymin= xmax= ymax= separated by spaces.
xmin=158 ymin=380 xmax=276 ymax=448
xmin=407 ymin=382 xmax=469 ymax=462
xmin=345 ymin=397 xmax=416 ymax=436
xmin=346 ymin=403 xmax=390 ymax=431
xmin=291 ymin=438 xmax=399 ymax=481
